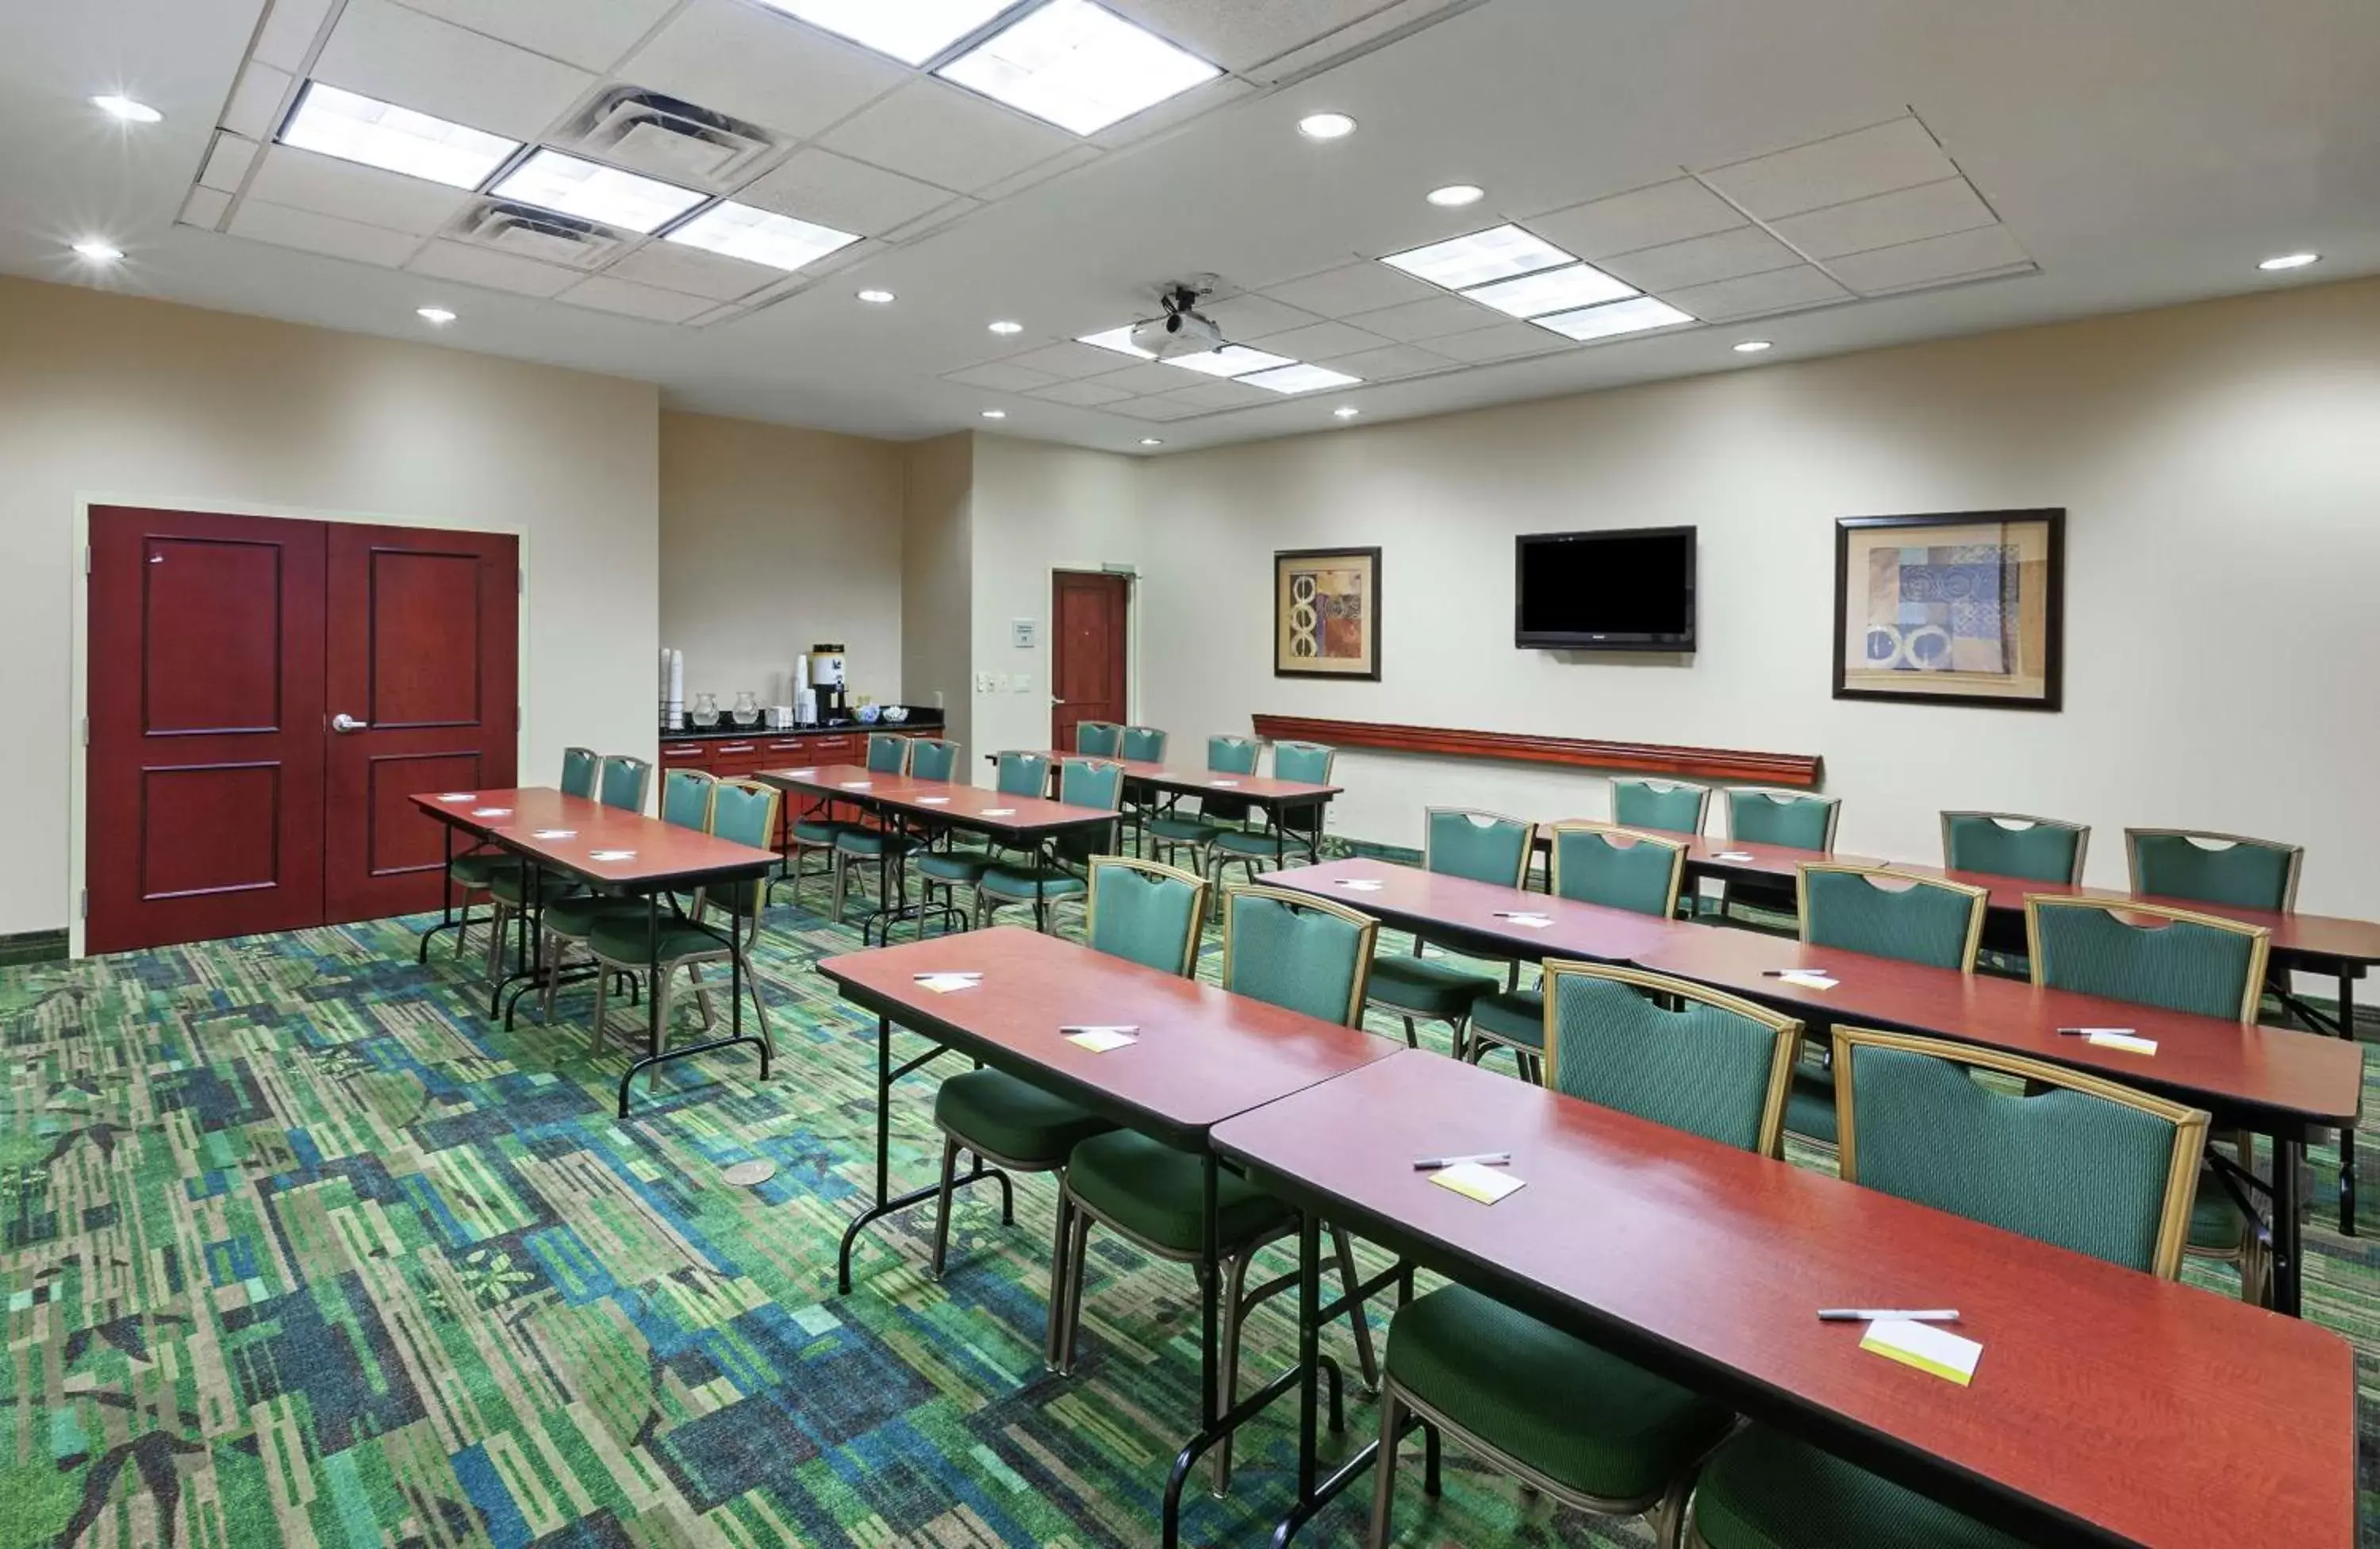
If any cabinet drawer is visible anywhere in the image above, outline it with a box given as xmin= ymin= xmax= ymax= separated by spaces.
xmin=661 ymin=741 xmax=710 ymax=767
xmin=708 ymin=741 xmax=767 ymax=777
xmin=808 ymin=735 xmax=857 ymax=759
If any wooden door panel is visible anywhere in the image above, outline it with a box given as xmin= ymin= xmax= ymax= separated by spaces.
xmin=140 ymin=537 xmax=287 ymax=733
xmin=1051 ymin=571 xmax=1129 ymax=751
xmin=367 ymin=548 xmax=485 ymax=728
xmin=365 ymin=751 xmax=486 ymax=882
xmin=138 ymin=763 xmax=281 ymax=898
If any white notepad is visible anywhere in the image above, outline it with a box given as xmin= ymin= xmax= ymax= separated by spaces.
xmin=1714 ymin=851 xmax=1756 ymax=863
xmin=1429 ymin=1163 xmax=1526 ymax=1205
xmin=1209 ymin=779 xmax=1241 ymax=787
xmin=532 ymin=829 xmax=575 ymax=840
xmin=471 ymin=808 xmax=512 ymax=818
xmin=588 ymin=850 xmax=636 ymax=863
xmin=1861 ymin=1319 xmax=1983 ymax=1386
xmin=1334 ymin=878 xmax=1384 ymax=892
xmin=841 ymin=781 xmax=872 ymax=790
xmin=1064 ymin=1027 xmax=1138 ymax=1054
xmin=982 ymin=808 xmax=1016 ymax=817
xmin=1495 ymin=912 xmax=1553 ymax=929
xmin=915 ymin=974 xmax=981 ymax=994
xmin=438 ymin=793 xmax=474 ymax=802
xmin=1778 ymin=971 xmax=1838 ymax=990
xmin=785 ymin=768 xmax=817 ymax=778
xmin=917 ymin=796 xmax=950 ymax=805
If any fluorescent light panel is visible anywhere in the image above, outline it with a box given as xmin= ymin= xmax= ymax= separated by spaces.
xmin=667 ymin=201 xmax=858 ymax=271
xmin=1242 ymin=363 xmax=1362 ymax=394
xmin=1380 ymin=223 xmax=1573 ymax=290
xmin=1165 ymin=345 xmax=1294 ymax=378
xmin=939 ymin=0 xmax=1221 ymax=136
xmin=759 ymin=0 xmax=1020 ymax=66
xmin=1464 ymin=262 xmax=1635 ymax=318
xmin=279 ymin=82 xmax=519 ymax=190
xmin=491 ymin=149 xmax=705 ymax=235
xmin=1534 ymin=296 xmax=1695 ymax=341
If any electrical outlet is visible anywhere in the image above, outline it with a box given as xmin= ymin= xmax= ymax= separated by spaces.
xmin=1012 ymin=673 xmax=1033 ymax=693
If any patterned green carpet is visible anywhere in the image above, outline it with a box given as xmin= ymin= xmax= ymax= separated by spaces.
xmin=2 ymin=886 xmax=2373 ymax=1547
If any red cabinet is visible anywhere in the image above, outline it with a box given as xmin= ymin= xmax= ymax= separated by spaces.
xmin=658 ymin=730 xmax=908 ymax=844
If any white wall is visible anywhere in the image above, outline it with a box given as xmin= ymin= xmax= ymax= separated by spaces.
xmin=900 ymin=432 xmax=975 ymax=755
xmin=1134 ymin=279 xmax=2380 ymax=918
xmin=0 ymin=275 xmax=661 ymax=940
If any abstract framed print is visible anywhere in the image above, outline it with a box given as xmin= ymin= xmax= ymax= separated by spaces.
xmin=1833 ymin=509 xmax=2064 ymax=710
xmin=1274 ymin=547 xmax=1382 ymax=680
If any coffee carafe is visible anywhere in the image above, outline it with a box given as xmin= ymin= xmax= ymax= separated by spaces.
xmin=808 ymin=644 xmax=849 ymax=722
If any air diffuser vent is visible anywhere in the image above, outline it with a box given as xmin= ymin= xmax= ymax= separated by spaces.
xmin=551 ymin=87 xmax=780 ymax=193
xmin=444 ymin=200 xmax=632 ymax=269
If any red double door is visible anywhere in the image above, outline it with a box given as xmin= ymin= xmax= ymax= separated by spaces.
xmin=86 ymin=506 xmax=518 ymax=955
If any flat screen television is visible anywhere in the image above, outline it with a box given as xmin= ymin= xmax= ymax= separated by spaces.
xmin=1514 ymin=526 xmax=1696 ymax=651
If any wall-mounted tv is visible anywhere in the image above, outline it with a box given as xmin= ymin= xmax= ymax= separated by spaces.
xmin=1514 ymin=526 xmax=1696 ymax=651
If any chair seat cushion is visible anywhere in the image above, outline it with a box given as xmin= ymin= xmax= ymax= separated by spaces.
xmin=1387 ymin=1285 xmax=1732 ymax=1503
xmin=936 ymin=1069 xmax=1114 ymax=1166
xmin=489 ymin=867 xmax=583 ymax=905
xmin=1692 ymin=1424 xmax=2028 ymax=1549
xmin=1147 ymin=814 xmax=1229 ymax=844
xmin=1468 ymin=988 xmax=1545 ymax=1047
xmin=2188 ymin=1165 xmax=2248 ymax=1253
xmin=543 ymin=894 xmax=650 ymax=937
xmin=449 ymin=852 xmax=526 ymax=888
xmin=918 ymin=851 xmax=994 ymax=883
xmin=1783 ymin=1063 xmax=1838 ymax=1146
xmin=792 ymin=819 xmax=850 ymax=845
xmin=1211 ymin=828 xmax=1293 ymax=857
xmin=981 ymin=867 xmax=1087 ymax=903
xmin=1066 ymin=1132 xmax=1290 ymax=1255
xmin=835 ymin=829 xmax=916 ymax=857
xmin=1368 ymin=952 xmax=1499 ymax=1018
xmin=585 ymin=916 xmax=731 ymax=965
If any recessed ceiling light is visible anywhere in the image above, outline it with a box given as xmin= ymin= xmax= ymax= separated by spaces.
xmin=858 ymin=288 xmax=896 ymax=304
xmin=92 ymin=94 xmax=163 ymax=124
xmin=1298 ymin=112 xmax=1357 ymax=140
xmin=1381 ymin=224 xmax=1574 ymax=291
xmin=981 ymin=409 xmax=1008 ymax=419
xmin=938 ymin=0 xmax=1221 ymax=136
xmin=1733 ymin=340 xmax=1773 ymax=353
xmin=492 ymin=149 xmax=705 ymax=236
xmin=1139 ymin=437 xmax=1164 ymax=446
xmin=667 ymin=201 xmax=858 ymax=271
xmin=1426 ymin=184 xmax=1484 ymax=208
xmin=416 ymin=306 xmax=457 ymax=324
xmin=1333 ymin=406 xmax=1361 ymax=420
xmin=1165 ymin=344 xmax=1296 ymax=379
xmin=988 ymin=320 xmax=1024 ymax=334
xmin=1242 ymin=363 xmax=1363 ymax=395
xmin=71 ymin=240 xmax=123 ymax=263
xmin=278 ymin=82 xmax=519 ymax=190
xmin=1534 ymin=295 xmax=1696 ymax=341
xmin=758 ymin=0 xmax=1019 ymax=67
xmin=1079 ymin=325 xmax=1156 ymax=359
xmin=2259 ymin=252 xmax=2320 ymax=271
xmin=1464 ymin=262 xmax=1634 ymax=318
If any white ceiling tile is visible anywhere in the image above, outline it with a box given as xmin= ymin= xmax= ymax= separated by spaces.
xmin=313 ymin=0 xmax=597 ymax=142
xmin=1029 ymin=379 xmax=1137 ymax=407
xmin=973 ymin=144 xmax=1104 ymax=203
xmin=1423 ymin=323 xmax=1569 ymax=363
xmin=1008 ymin=341 xmax=1141 ymax=379
xmin=1102 ymin=0 xmax=1406 ymax=71
xmin=1238 ymin=0 xmax=1464 ymax=83
xmin=1106 ymin=397 xmax=1208 ymax=422
xmin=556 ymin=274 xmax=715 ymax=322
xmin=1343 ymin=295 xmax=1503 ymax=342
xmin=221 ymin=62 xmax=295 ymax=140
xmin=1528 ymin=179 xmax=1746 ymax=259
xmin=945 ymin=362 xmax=1061 ymax=392
xmin=1662 ymin=264 xmax=1849 ymax=321
xmin=228 ymin=199 xmax=423 ymax=267
xmin=254 ymin=0 xmax=339 ymax=72
xmin=686 ymin=303 xmax=745 ymax=327
xmin=738 ymin=149 xmax=952 ymax=236
xmin=605 ymin=241 xmax=783 ymax=300
xmin=1203 ymin=294 xmax=1322 ymax=340
xmin=1699 ymin=117 xmax=1956 ymax=221
xmin=245 ymin=144 xmax=471 ymax=236
xmin=1261 ymin=261 xmax=1439 ymax=318
xmin=180 ymin=186 xmax=232 ymax=229
xmin=1827 ymin=225 xmax=2033 ymax=294
xmin=621 ymin=0 xmax=908 ymax=142
xmin=407 ymin=239 xmax=582 ymax=296
xmin=1772 ymin=177 xmax=1997 ymax=259
xmin=1322 ymin=343 xmax=1452 ymax=379
xmin=387 ymin=0 xmax=682 ymax=73
xmin=820 ymin=80 xmax=1078 ymax=195
xmin=1599 ymin=226 xmax=1801 ymax=292
xmin=1084 ymin=362 xmax=1193 ymax=394
xmin=199 ymin=134 xmax=260 ymax=193
xmin=881 ymin=197 xmax=981 ymax=244
xmin=1250 ymin=320 xmax=1394 ymax=357
xmin=1156 ymin=379 xmax=1276 ymax=410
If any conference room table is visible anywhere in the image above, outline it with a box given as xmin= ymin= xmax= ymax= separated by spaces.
xmin=410 ymin=787 xmax=780 ymax=1117
xmin=816 ymin=927 xmax=1399 ymax=1548
xmin=999 ymin=751 xmax=1344 ymax=868
xmin=1215 ymin=1049 xmax=2357 ymax=1548
xmin=1267 ymin=856 xmax=2364 ymax=1316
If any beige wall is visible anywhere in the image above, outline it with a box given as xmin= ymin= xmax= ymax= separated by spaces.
xmin=658 ymin=411 xmax=904 ymax=715
xmin=0 ymin=275 xmax=661 ymax=942
xmin=900 ymin=433 xmax=975 ymax=755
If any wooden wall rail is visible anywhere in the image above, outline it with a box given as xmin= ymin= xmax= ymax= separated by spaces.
xmin=1249 ymin=715 xmax=1822 ymax=788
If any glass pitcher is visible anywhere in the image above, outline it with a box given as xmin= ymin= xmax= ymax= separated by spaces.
xmin=689 ymin=691 xmax=720 ymax=727
xmin=731 ymin=690 xmax=760 ymax=725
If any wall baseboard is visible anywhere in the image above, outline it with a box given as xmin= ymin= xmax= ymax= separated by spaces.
xmin=1252 ymin=715 xmax=1822 ymax=787
xmin=0 ymin=929 xmax=69 ymax=966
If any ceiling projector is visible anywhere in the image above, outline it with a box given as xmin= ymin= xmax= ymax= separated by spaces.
xmin=1129 ymin=284 xmax=1226 ymax=359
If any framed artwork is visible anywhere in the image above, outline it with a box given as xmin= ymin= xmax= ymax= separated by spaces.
xmin=1274 ymin=547 xmax=1382 ymax=680
xmin=1833 ymin=509 xmax=2063 ymax=709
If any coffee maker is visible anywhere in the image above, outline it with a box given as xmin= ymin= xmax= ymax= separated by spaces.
xmin=808 ymin=644 xmax=849 ymax=722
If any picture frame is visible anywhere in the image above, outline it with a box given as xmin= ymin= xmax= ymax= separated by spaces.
xmin=1833 ymin=509 xmax=2064 ymax=710
xmin=1273 ymin=546 xmax=1382 ymax=680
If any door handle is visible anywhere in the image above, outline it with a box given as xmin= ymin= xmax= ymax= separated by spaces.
xmin=1051 ymin=696 xmax=1066 ymax=706
xmin=331 ymin=713 xmax=369 ymax=733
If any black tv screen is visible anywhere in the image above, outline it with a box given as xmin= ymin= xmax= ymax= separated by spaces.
xmin=1514 ymin=527 xmax=1695 ymax=650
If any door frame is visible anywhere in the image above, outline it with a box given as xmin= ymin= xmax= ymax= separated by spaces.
xmin=1048 ymin=563 xmax=1139 ymax=746
xmin=67 ymin=493 xmax=532 ymax=959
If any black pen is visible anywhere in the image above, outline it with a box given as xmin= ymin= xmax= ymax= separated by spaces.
xmin=1412 ymin=1151 xmax=1512 ymax=1170
xmin=1762 ymin=968 xmax=1827 ymax=977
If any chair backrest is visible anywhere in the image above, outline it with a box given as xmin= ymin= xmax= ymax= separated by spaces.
xmin=907 ymin=738 xmax=960 ymax=782
xmin=1798 ymin=863 xmax=1987 ymax=971
xmin=1222 ymin=886 xmax=1379 ymax=1026
xmin=598 ymin=755 xmax=651 ymax=813
xmin=561 ymin=746 xmax=601 ymax=800
xmin=2025 ymin=897 xmax=2269 ymax=1021
xmin=1207 ymin=735 xmax=1259 ymax=774
xmin=1058 ymin=759 xmax=1124 ymax=862
xmin=1273 ymin=740 xmax=1335 ymax=784
xmin=1940 ymin=811 xmax=2089 ymax=886
xmin=1075 ymin=721 xmax=1123 ymax=757
xmin=2125 ymin=828 xmax=2302 ymax=912
xmin=1121 ymin=725 xmax=1168 ymax=763
xmin=1423 ymin=809 xmax=1533 ymax=888
xmin=1610 ymin=778 xmax=1710 ymax=836
xmin=660 ymin=767 xmax=718 ymax=832
xmin=1726 ymin=788 xmax=1840 ymax=850
xmin=1087 ymin=857 xmax=1211 ymax=978
xmin=995 ymin=750 xmax=1051 ymax=798
xmin=1833 ymin=1028 xmax=2209 ymax=1278
xmin=865 ymin=733 xmax=911 ymax=776
xmin=1548 ymin=822 xmax=1686 ymax=917
xmin=1541 ymin=961 xmax=1800 ymax=1157
xmin=705 ymin=780 xmax=784 ymax=918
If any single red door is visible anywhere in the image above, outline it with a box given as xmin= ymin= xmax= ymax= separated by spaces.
xmin=1051 ymin=571 xmax=1130 ymax=751
xmin=86 ymin=508 xmax=328 ymax=954
xmin=324 ymin=524 xmax=519 ymax=923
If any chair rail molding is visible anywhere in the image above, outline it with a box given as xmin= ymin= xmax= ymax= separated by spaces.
xmin=1249 ymin=715 xmax=1822 ymax=787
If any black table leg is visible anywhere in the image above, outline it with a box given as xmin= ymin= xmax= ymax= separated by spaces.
xmin=834 ymin=1010 xmax=1005 ymax=1293
xmin=418 ymin=820 xmax=460 ymax=963
xmin=2338 ymin=971 xmax=2358 ymax=1237
xmin=615 ymin=870 xmax=777 ymax=1120
xmin=2271 ymin=1133 xmax=2305 ymax=1316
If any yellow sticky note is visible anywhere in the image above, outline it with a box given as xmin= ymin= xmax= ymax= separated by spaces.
xmin=1779 ymin=971 xmax=1838 ymax=990
xmin=1429 ymin=1163 xmax=1525 ymax=1205
xmin=1065 ymin=1028 xmax=1138 ymax=1054
xmin=916 ymin=974 xmax=981 ymax=994
xmin=2085 ymin=1029 xmax=2157 ymax=1055
xmin=1860 ymin=1320 xmax=1981 ymax=1386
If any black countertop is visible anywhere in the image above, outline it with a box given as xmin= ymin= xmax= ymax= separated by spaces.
xmin=660 ymin=706 xmax=945 ymax=740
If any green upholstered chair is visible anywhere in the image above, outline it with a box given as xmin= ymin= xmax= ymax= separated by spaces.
xmin=917 ymin=751 xmax=1047 ymax=916
xmin=1940 ymin=810 xmax=2090 ymax=885
xmin=977 ymin=759 xmax=1123 ymax=931
xmin=1120 ymin=725 xmax=1168 ymax=762
xmin=1210 ymin=740 xmax=1336 ymax=883
xmin=485 ymin=753 xmax=651 ymax=979
xmin=1684 ymin=1029 xmax=2206 ymax=1549
xmin=2027 ymin=897 xmax=2271 ymax=1301
xmin=1612 ymin=777 xmax=1712 ymax=837
xmin=447 ymin=745 xmax=597 ymax=961
xmin=535 ymin=766 xmax=712 ymax=1024
xmin=1365 ymin=809 xmax=1533 ymax=1057
xmin=1372 ymin=962 xmax=1802 ymax=1549
xmin=906 ymin=738 xmax=961 ymax=782
xmin=1055 ymin=886 xmax=1384 ymax=1491
xmin=2125 ymin=828 xmax=2302 ymax=911
xmin=585 ymin=778 xmax=781 ymax=1060
xmin=1711 ymin=787 xmax=1841 ymax=924
xmin=1147 ymin=735 xmax=1257 ymax=871
xmin=929 ymin=858 xmax=1211 ymax=1302
xmin=831 ymin=737 xmax=920 ymax=921
xmin=1468 ymin=823 xmax=1687 ymax=1079
xmin=1075 ymin=721 xmax=1123 ymax=757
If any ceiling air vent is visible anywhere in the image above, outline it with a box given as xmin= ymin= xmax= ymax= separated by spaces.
xmin=444 ymin=201 xmax=634 ymax=270
xmin=550 ymin=87 xmax=781 ymax=193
